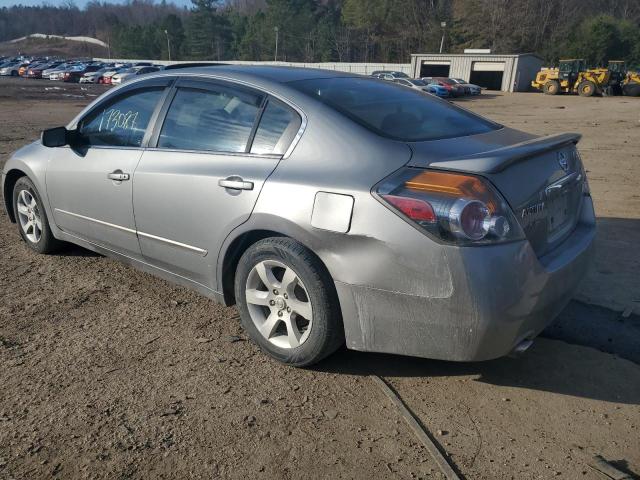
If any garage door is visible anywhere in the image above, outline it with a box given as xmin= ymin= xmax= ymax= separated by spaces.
xmin=420 ymin=61 xmax=450 ymax=78
xmin=472 ymin=62 xmax=505 ymax=72
xmin=470 ymin=61 xmax=505 ymax=90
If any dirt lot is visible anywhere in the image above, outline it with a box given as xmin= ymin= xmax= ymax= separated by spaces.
xmin=1 ymin=78 xmax=639 ymax=480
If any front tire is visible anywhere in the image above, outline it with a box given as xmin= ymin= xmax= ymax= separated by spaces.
xmin=234 ymin=237 xmax=344 ymax=367
xmin=12 ymin=176 xmax=62 ymax=254
xmin=578 ymin=80 xmax=596 ymax=97
xmin=543 ymin=80 xmax=560 ymax=95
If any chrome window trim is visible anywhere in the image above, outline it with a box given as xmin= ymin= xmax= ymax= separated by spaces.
xmin=283 ymin=111 xmax=307 ymax=159
xmin=57 ymin=145 xmax=144 ymax=152
xmin=143 ymin=146 xmax=282 ymax=160
xmin=55 ymin=208 xmax=208 ymax=256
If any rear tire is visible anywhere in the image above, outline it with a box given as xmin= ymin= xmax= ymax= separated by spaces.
xmin=234 ymin=237 xmax=344 ymax=367
xmin=622 ymin=83 xmax=640 ymax=97
xmin=578 ymin=81 xmax=596 ymax=97
xmin=543 ymin=80 xmax=560 ymax=95
xmin=12 ymin=176 xmax=63 ymax=254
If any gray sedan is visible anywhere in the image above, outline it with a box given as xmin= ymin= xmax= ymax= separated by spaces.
xmin=1 ymin=66 xmax=595 ymax=366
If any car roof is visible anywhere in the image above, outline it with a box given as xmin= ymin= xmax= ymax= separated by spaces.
xmin=167 ymin=65 xmax=355 ymax=84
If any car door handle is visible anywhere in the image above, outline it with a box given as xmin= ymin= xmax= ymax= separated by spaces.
xmin=107 ymin=171 xmax=130 ymax=181
xmin=218 ymin=177 xmax=254 ymax=191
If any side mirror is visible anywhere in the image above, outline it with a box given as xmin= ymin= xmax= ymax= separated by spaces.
xmin=41 ymin=127 xmax=69 ymax=148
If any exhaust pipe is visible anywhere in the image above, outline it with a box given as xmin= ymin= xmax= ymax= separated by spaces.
xmin=509 ymin=338 xmax=534 ymax=358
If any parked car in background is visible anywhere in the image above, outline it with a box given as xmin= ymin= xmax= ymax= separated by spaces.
xmin=19 ymin=63 xmax=33 ymax=76
xmin=371 ymin=70 xmax=409 ymax=80
xmin=0 ymin=62 xmax=27 ymax=76
xmin=48 ymin=67 xmax=72 ymax=81
xmin=42 ymin=62 xmax=75 ymax=80
xmin=450 ymin=78 xmax=482 ymax=95
xmin=63 ymin=64 xmax=103 ymax=83
xmin=26 ymin=61 xmax=63 ymax=79
xmin=2 ymin=66 xmax=594 ymax=367
xmin=100 ymin=66 xmax=131 ymax=85
xmin=79 ymin=65 xmax=114 ymax=84
xmin=111 ymin=66 xmax=160 ymax=85
xmin=422 ymin=77 xmax=465 ymax=97
xmin=390 ymin=78 xmax=450 ymax=98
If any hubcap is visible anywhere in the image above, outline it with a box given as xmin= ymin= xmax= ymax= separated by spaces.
xmin=245 ymin=260 xmax=313 ymax=349
xmin=16 ymin=189 xmax=42 ymax=244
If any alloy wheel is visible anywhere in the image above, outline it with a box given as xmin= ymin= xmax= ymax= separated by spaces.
xmin=16 ymin=189 xmax=42 ymax=243
xmin=245 ymin=260 xmax=313 ymax=349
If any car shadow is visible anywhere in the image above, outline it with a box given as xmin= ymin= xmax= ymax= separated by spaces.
xmin=53 ymin=243 xmax=101 ymax=257
xmin=314 ymin=338 xmax=640 ymax=405
xmin=451 ymin=92 xmax=501 ymax=101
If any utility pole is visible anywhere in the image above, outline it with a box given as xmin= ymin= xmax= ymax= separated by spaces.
xmin=164 ymin=30 xmax=171 ymax=62
xmin=439 ymin=22 xmax=446 ymax=54
xmin=274 ymin=27 xmax=279 ymax=62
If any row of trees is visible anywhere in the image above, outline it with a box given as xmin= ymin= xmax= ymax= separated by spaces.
xmin=1 ymin=0 xmax=639 ymax=66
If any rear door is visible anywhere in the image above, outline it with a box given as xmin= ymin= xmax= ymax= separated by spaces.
xmin=46 ymin=78 xmax=171 ymax=258
xmin=132 ymin=78 xmax=302 ymax=289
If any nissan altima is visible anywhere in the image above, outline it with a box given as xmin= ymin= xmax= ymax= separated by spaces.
xmin=1 ymin=66 xmax=595 ymax=366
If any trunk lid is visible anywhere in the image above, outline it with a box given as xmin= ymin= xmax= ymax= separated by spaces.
xmin=407 ymin=128 xmax=586 ymax=257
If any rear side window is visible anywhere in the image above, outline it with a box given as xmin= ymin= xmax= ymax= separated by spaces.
xmin=158 ymin=86 xmax=262 ymax=153
xmin=289 ymin=77 xmax=499 ymax=142
xmin=251 ymin=99 xmax=301 ymax=155
xmin=78 ymin=87 xmax=164 ymax=147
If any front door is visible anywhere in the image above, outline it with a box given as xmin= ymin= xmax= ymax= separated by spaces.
xmin=46 ymin=85 xmax=167 ymax=258
xmin=132 ymin=79 xmax=302 ymax=289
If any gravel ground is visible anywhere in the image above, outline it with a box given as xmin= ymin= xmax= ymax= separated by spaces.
xmin=1 ymin=78 xmax=639 ymax=480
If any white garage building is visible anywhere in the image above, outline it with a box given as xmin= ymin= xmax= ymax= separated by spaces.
xmin=410 ymin=53 xmax=543 ymax=92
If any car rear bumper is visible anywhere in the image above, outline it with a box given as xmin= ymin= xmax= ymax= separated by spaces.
xmin=335 ymin=197 xmax=596 ymax=361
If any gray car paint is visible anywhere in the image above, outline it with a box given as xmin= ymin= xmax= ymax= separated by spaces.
xmin=1 ymin=66 xmax=595 ymax=361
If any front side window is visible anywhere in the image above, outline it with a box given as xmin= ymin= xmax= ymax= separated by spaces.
xmin=77 ymin=87 xmax=164 ymax=147
xmin=158 ymin=86 xmax=262 ymax=153
xmin=289 ymin=77 xmax=499 ymax=142
xmin=251 ymin=99 xmax=301 ymax=155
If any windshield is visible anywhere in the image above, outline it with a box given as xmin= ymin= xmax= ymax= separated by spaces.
xmin=289 ymin=77 xmax=500 ymax=142
xmin=409 ymin=79 xmax=427 ymax=86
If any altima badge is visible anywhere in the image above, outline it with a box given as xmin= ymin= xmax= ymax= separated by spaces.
xmin=521 ymin=202 xmax=545 ymax=219
xmin=557 ymin=152 xmax=569 ymax=172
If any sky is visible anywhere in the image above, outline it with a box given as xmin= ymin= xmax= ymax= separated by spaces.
xmin=0 ymin=0 xmax=193 ymax=7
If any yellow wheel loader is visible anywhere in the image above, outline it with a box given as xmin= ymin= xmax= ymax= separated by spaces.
xmin=531 ymin=59 xmax=610 ymax=97
xmin=605 ymin=60 xmax=627 ymax=95
xmin=607 ymin=61 xmax=640 ymax=96
xmin=622 ymin=70 xmax=640 ymax=97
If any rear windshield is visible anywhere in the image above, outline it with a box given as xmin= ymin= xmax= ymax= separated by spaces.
xmin=289 ymin=77 xmax=499 ymax=141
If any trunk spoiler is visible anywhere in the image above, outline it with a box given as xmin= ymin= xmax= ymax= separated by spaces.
xmin=426 ymin=133 xmax=581 ymax=174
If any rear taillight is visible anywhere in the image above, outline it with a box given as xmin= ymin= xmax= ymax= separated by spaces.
xmin=575 ymin=148 xmax=590 ymax=196
xmin=376 ymin=168 xmax=523 ymax=245
xmin=382 ymin=195 xmax=436 ymax=223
